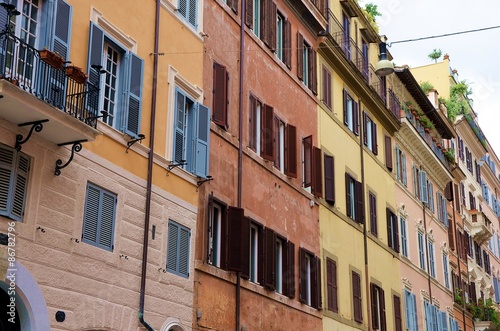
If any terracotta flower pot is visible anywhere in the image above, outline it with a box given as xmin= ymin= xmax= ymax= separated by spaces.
xmin=39 ymin=49 xmax=64 ymax=69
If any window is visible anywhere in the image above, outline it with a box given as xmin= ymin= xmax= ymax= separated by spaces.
xmin=250 ymin=0 xmax=261 ymax=37
xmin=352 ymin=270 xmax=362 ymax=323
xmin=400 ymin=216 xmax=408 ymax=258
xmin=276 ymin=12 xmax=283 ymax=60
xmin=361 ymin=40 xmax=369 ymax=81
xmin=299 ymin=248 xmax=321 ymax=308
xmin=457 ymin=136 xmax=464 ymax=161
xmin=412 ymin=165 xmax=428 ymax=203
xmin=363 ymin=112 xmax=378 ymax=154
xmin=469 ymin=191 xmax=476 ymax=210
xmin=346 ymin=173 xmax=362 ymax=223
xmin=249 ymin=223 xmax=262 ymax=283
xmin=369 ymin=192 xmax=377 ymax=236
xmin=428 ymin=182 xmax=434 ymax=213
xmin=428 ymin=241 xmax=436 ymax=278
xmin=404 ymin=289 xmax=418 ymax=331
xmin=275 ymin=236 xmax=284 ymax=293
xmin=465 ymin=147 xmax=473 ymax=173
xmin=178 ymin=0 xmax=197 ymax=28
xmin=418 ymin=232 xmax=426 ymax=270
xmin=387 ymin=209 xmax=399 ymax=252
xmin=324 ymin=154 xmax=335 ymax=204
xmin=370 ymin=283 xmax=386 ymax=331
xmin=342 ymin=13 xmax=350 ymax=59
xmin=326 ymin=257 xmax=338 ymax=313
xmin=437 ymin=192 xmax=449 ymax=226
xmin=275 ymin=11 xmax=291 ymax=67
xmin=0 ymin=145 xmax=30 ymax=222
xmin=384 ymin=136 xmax=392 ymax=171
xmin=393 ymin=295 xmax=402 ymax=331
xmin=424 ymin=302 xmax=438 ymax=331
xmin=212 ymin=62 xmax=229 ymax=129
xmin=264 ymin=228 xmax=295 ymax=297
xmin=475 ymin=159 xmax=482 ymax=182
xmin=82 ymin=183 xmax=116 ymax=251
xmin=322 ymin=65 xmax=332 ymax=109
xmin=494 ymin=277 xmax=500 ymax=303
xmin=87 ymin=23 xmax=144 ymax=138
xmin=302 ymin=136 xmax=322 ymax=196
xmin=208 ymin=199 xmax=225 ymax=268
xmin=297 ymin=33 xmax=317 ymax=94
xmin=343 ymin=89 xmax=359 ymax=135
xmin=443 ymin=253 xmax=450 ymax=289
xmin=173 ymin=87 xmax=210 ymax=178
xmin=274 ymin=117 xmax=285 ymax=172
xmin=449 ymin=317 xmax=459 ymax=331
xmin=167 ymin=220 xmax=190 ymax=278
xmin=395 ymin=146 xmax=406 ymax=185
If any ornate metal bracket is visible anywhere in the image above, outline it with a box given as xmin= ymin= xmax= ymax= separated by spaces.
xmin=55 ymin=140 xmax=87 ymax=176
xmin=15 ymin=119 xmax=49 ymax=151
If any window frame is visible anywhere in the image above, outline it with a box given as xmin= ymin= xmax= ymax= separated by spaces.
xmin=343 ymin=89 xmax=359 ymax=135
xmin=208 ymin=197 xmax=227 ymax=269
xmin=363 ymin=112 xmax=378 ymax=154
xmin=322 ymin=65 xmax=332 ymax=109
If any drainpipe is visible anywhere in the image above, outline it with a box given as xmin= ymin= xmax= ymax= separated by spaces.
xmin=138 ymin=0 xmax=160 ymax=330
xmin=359 ymin=100 xmax=371 ymax=331
xmin=235 ymin=0 xmax=246 ymax=330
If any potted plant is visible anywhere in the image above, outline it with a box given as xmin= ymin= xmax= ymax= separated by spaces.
xmin=419 ymin=116 xmax=434 ymax=133
xmin=65 ymin=65 xmax=88 ymax=84
xmin=39 ymin=48 xmax=64 ymax=69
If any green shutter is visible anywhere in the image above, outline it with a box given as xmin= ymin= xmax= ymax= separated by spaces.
xmin=124 ymin=53 xmax=143 ymax=137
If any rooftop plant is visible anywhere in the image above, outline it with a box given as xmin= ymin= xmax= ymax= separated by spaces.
xmin=419 ymin=81 xmax=434 ymax=95
xmin=428 ymin=49 xmax=442 ymax=63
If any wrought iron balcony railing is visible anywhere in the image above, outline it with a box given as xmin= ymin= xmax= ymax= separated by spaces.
xmin=0 ymin=30 xmax=102 ymax=129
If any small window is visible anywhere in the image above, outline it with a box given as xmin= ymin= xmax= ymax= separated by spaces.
xmin=299 ymin=248 xmax=321 ymax=308
xmin=252 ymin=0 xmax=261 ymax=37
xmin=249 ymin=96 xmax=263 ymax=155
xmin=297 ymin=33 xmax=317 ymax=94
xmin=369 ymin=192 xmax=377 ymax=237
xmin=264 ymin=228 xmax=295 ymax=297
xmin=276 ymin=12 xmax=284 ymax=61
xmin=443 ymin=253 xmax=450 ymax=289
xmin=274 ymin=117 xmax=285 ymax=172
xmin=82 ymin=183 xmax=117 ymax=251
xmin=208 ymin=199 xmax=225 ymax=268
xmin=395 ymin=145 xmax=407 ymax=186
xmin=399 ymin=216 xmax=408 ymax=258
xmin=352 ymin=270 xmax=362 ymax=322
xmin=370 ymin=283 xmax=386 ymax=331
xmin=428 ymin=241 xmax=436 ymax=278
xmin=346 ymin=173 xmax=362 ymax=223
xmin=386 ymin=209 xmax=399 ymax=253
xmin=363 ymin=112 xmax=378 ymax=154
xmin=275 ymin=236 xmax=284 ymax=293
xmin=167 ymin=220 xmax=191 ymax=278
xmin=343 ymin=89 xmax=359 ymax=135
xmin=322 ymin=65 xmax=332 ymax=109
xmin=418 ymin=232 xmax=426 ymax=270
xmin=326 ymin=257 xmax=338 ymax=313
xmin=249 ymin=222 xmax=262 ymax=283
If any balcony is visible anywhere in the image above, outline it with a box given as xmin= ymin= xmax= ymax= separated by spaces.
xmin=469 ymin=209 xmax=493 ymax=245
xmin=0 ymin=30 xmax=101 ymax=147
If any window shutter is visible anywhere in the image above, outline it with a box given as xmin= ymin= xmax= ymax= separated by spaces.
xmin=311 ymin=256 xmax=321 ymax=309
xmin=369 ymin=193 xmax=377 ymax=236
xmin=371 ymin=284 xmax=379 ymax=329
xmin=167 ymin=222 xmax=179 ymax=273
xmin=264 ymin=228 xmax=276 ymax=290
xmin=268 ymin=1 xmax=277 ymax=51
xmin=188 ymin=0 xmax=197 ymax=27
xmin=345 ymin=173 xmax=351 ymax=218
xmin=124 ymin=53 xmax=144 ymax=137
xmin=303 ymin=135 xmax=312 ymax=187
xmin=380 ymin=288 xmax=386 ymax=331
xmin=324 ymin=154 xmax=335 ymax=204
xmin=0 ymin=147 xmax=14 ymax=216
xmin=343 ymin=89 xmax=348 ymax=125
xmin=448 ymin=222 xmax=455 ymax=251
xmin=179 ymin=226 xmax=190 ymax=277
xmin=310 ymin=48 xmax=317 ymax=95
xmin=285 ymin=240 xmax=295 ymax=298
xmin=87 ymin=22 xmax=104 ymax=114
xmin=299 ymin=248 xmax=307 ymax=303
xmin=445 ymin=181 xmax=453 ymax=201
xmin=297 ymin=32 xmax=304 ymax=81
xmin=82 ymin=185 xmax=100 ymax=244
xmin=372 ymin=122 xmax=378 ymax=155
xmin=312 ymin=147 xmax=322 ymax=197
xmin=228 ymin=0 xmax=238 ymax=13
xmin=386 ymin=209 xmax=393 ymax=249
xmin=212 ymin=62 xmax=228 ymax=128
xmin=363 ymin=112 xmax=368 ymax=145
xmin=194 ymin=103 xmax=211 ymax=178
xmin=284 ymin=18 xmax=292 ymax=69
xmin=52 ymin=0 xmax=72 ymax=61
xmin=385 ymin=136 xmax=392 ymax=171
xmin=394 ymin=295 xmax=402 ymax=331
xmin=11 ymin=154 xmax=29 ymax=221
xmin=352 ymin=271 xmax=362 ymax=322
xmin=227 ymin=206 xmax=244 ymax=272
xmin=173 ymin=90 xmax=186 ymax=164
xmin=284 ymin=124 xmax=297 ymax=178
xmin=262 ymin=104 xmax=274 ymax=161
xmin=240 ymin=216 xmax=250 ymax=279
xmin=419 ymin=171 xmax=428 ymax=203
xmin=98 ymin=191 xmax=116 ymax=250
xmin=401 ymin=153 xmax=407 ymax=186
xmin=353 ymin=100 xmax=359 ymax=135
xmin=355 ymin=180 xmax=363 ymax=223
xmin=245 ymin=0 xmax=253 ymax=28
xmin=326 ymin=258 xmax=337 ymax=312
xmin=260 ymin=0 xmax=270 ymax=46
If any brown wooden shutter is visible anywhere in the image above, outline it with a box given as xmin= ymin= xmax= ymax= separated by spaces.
xmin=454 ymin=183 xmax=460 ymax=210
xmin=303 ymin=135 xmax=312 ymax=187
xmin=249 ymin=96 xmax=256 ymax=150
xmin=312 ymin=256 xmax=321 ymax=309
xmin=393 ymin=211 xmax=399 ymax=252
xmin=394 ymin=295 xmax=402 ymax=331
xmin=352 ymin=271 xmax=362 ymax=322
xmin=372 ymin=122 xmax=378 ymax=155
xmin=363 ymin=112 xmax=368 ymax=145
xmin=445 ymin=181 xmax=453 ymax=201
xmin=371 ymin=284 xmax=379 ymax=329
xmin=324 ymin=154 xmax=335 ymax=204
xmin=353 ymin=100 xmax=359 ymax=135
xmin=448 ymin=220 xmax=455 ymax=251
xmin=369 ymin=193 xmax=377 ymax=236
xmin=326 ymin=258 xmax=338 ymax=312
xmin=220 ymin=203 xmax=228 ymax=270
xmin=355 ymin=180 xmax=363 ymax=223
xmin=310 ymin=48 xmax=317 ymax=95
xmin=262 ymin=104 xmax=274 ymax=160
xmin=268 ymin=1 xmax=277 ymax=51
xmin=227 ymin=206 xmax=244 ymax=272
xmin=264 ymin=228 xmax=276 ymax=290
xmin=386 ymin=208 xmax=393 ymax=249
xmin=284 ymin=18 xmax=292 ymax=69
xmin=384 ymin=135 xmax=392 ymax=171
xmin=258 ymin=225 xmax=265 ymax=284
xmin=285 ymin=124 xmax=297 ymax=178
xmin=285 ymin=240 xmax=295 ymax=298
xmin=245 ymin=0 xmax=253 ymax=28
xmin=240 ymin=216 xmax=251 ymax=279
xmin=299 ymin=247 xmax=307 ymax=303
xmin=343 ymin=89 xmax=348 ymax=125
xmin=312 ymin=146 xmax=323 ymax=197
xmin=470 ymin=281 xmax=477 ymax=304
xmin=380 ymin=288 xmax=386 ymax=331
xmin=212 ymin=62 xmax=228 ymax=128
xmin=228 ymin=0 xmax=238 ymax=14
xmin=346 ymin=173 xmax=352 ymax=218
xmin=297 ymin=32 xmax=304 ymax=81
xmin=261 ymin=0 xmax=270 ymax=46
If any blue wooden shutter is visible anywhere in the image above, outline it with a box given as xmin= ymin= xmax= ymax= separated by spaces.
xmin=442 ymin=196 xmax=449 ymax=226
xmin=404 ymin=290 xmax=412 ymax=330
xmin=194 ymin=103 xmax=210 ymax=177
xmin=0 ymin=146 xmax=15 ymax=216
xmin=179 ymin=226 xmax=190 ymax=277
xmin=440 ymin=311 xmax=448 ymax=331
xmin=52 ymin=0 xmax=72 ymax=60
xmin=11 ymin=153 xmax=29 ymax=221
xmin=420 ymin=171 xmax=428 ymax=203
xmin=99 ymin=191 xmax=116 ymax=251
xmin=395 ymin=146 xmax=400 ymax=179
xmin=402 ymin=153 xmax=407 ymax=186
xmin=124 ymin=53 xmax=143 ymax=137
xmin=82 ymin=185 xmax=100 ymax=244
xmin=424 ymin=302 xmax=431 ymax=330
xmin=87 ymin=23 xmax=104 ymax=114
xmin=167 ymin=222 xmax=179 ymax=273
xmin=173 ymin=89 xmax=186 ymax=164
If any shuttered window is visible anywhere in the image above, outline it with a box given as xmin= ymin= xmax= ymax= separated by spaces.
xmin=352 ymin=271 xmax=362 ymax=322
xmin=178 ymin=0 xmax=198 ymax=28
xmin=87 ymin=23 xmax=144 ymax=138
xmin=82 ymin=183 xmax=116 ymax=251
xmin=343 ymin=89 xmax=359 ymax=135
xmin=324 ymin=154 xmax=335 ymax=204
xmin=346 ymin=173 xmax=363 ymax=223
xmin=363 ymin=112 xmax=378 ymax=154
xmin=227 ymin=207 xmax=249 ymax=275
xmin=394 ymin=295 xmax=402 ymax=331
xmin=167 ymin=220 xmax=191 ymax=278
xmin=370 ymin=283 xmax=386 ymax=331
xmin=207 ymin=197 xmax=227 ymax=269
xmin=322 ymin=65 xmax=332 ymax=109
xmin=326 ymin=257 xmax=338 ymax=312
xmin=303 ymin=136 xmax=312 ymax=188
xmin=312 ymin=147 xmax=322 ymax=197
xmin=297 ymin=32 xmax=317 ymax=94
xmin=386 ymin=209 xmax=399 ymax=253
xmin=369 ymin=192 xmax=377 ymax=237
xmin=0 ymin=145 xmax=30 ymax=222
xmin=404 ymin=289 xmax=418 ymax=331
xmin=212 ymin=62 xmax=229 ymax=129
xmin=299 ymin=248 xmax=321 ymax=309
xmin=285 ymin=124 xmax=297 ymax=178
xmin=384 ymin=136 xmax=392 ymax=171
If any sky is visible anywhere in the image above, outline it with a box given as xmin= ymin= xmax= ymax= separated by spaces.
xmin=361 ymin=0 xmax=500 ymax=156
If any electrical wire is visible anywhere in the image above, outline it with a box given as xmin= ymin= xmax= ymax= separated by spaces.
xmin=388 ymin=25 xmax=500 ymax=46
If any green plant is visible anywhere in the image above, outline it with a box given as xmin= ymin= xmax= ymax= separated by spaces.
xmin=467 ymin=299 xmax=500 ymax=328
xmin=419 ymin=116 xmax=434 ymax=130
xmin=419 ymin=81 xmax=434 ymax=95
xmin=360 ymin=3 xmax=381 ymax=33
xmin=443 ymin=80 xmax=472 ymax=122
xmin=444 ymin=148 xmax=455 ymax=163
xmin=454 ymin=292 xmax=464 ymax=306
xmin=428 ymin=49 xmax=442 ymax=63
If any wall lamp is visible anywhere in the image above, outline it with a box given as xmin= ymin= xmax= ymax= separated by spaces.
xmin=375 ymin=35 xmax=394 ymax=76
xmin=197 ymin=175 xmax=213 ymax=191
xmin=166 ymin=159 xmax=187 ymax=176
xmin=126 ymin=134 xmax=146 ymax=153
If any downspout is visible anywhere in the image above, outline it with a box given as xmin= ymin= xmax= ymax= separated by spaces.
xmin=138 ymin=0 xmax=160 ymax=330
xmin=236 ymin=0 xmax=246 ymax=330
xmin=359 ymin=100 xmax=371 ymax=331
